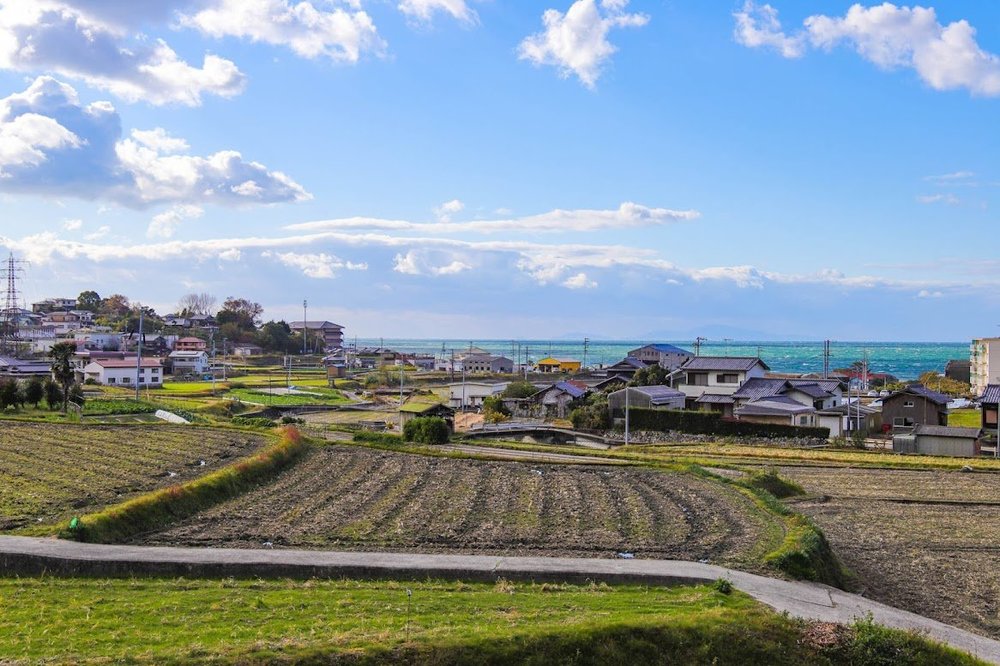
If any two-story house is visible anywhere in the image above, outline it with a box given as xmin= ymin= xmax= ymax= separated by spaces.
xmin=882 ymin=385 xmax=949 ymax=432
xmin=673 ymin=356 xmax=769 ymax=408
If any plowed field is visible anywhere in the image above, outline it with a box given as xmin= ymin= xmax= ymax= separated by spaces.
xmin=0 ymin=422 xmax=268 ymax=531
xmin=142 ymin=446 xmax=780 ymax=566
xmin=781 ymin=466 xmax=1000 ymax=639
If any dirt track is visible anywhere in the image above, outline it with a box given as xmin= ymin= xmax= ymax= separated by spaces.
xmin=141 ymin=445 xmax=779 ymax=566
xmin=782 ymin=466 xmax=1000 ymax=639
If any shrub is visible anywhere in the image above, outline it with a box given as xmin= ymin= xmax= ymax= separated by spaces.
xmin=403 ymin=416 xmax=450 ymax=444
xmin=43 ymin=379 xmax=61 ymax=411
xmin=23 ymin=376 xmax=44 ymax=408
xmin=743 ymin=468 xmax=805 ymax=499
xmin=232 ymin=416 xmax=277 ymax=428
xmin=570 ymin=393 xmax=611 ymax=430
xmin=712 ymin=578 xmax=733 ymax=595
xmin=623 ymin=408 xmax=830 ymax=440
xmin=353 ymin=431 xmax=403 ymax=445
xmin=502 ymin=381 xmax=538 ymax=399
xmin=0 ymin=377 xmax=23 ymax=410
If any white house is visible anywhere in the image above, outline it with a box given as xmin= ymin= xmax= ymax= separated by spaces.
xmin=169 ymin=350 xmax=210 ymax=374
xmin=82 ymin=358 xmax=163 ymax=387
xmin=447 ymin=381 xmax=509 ymax=409
xmin=673 ymin=357 xmax=770 ymax=404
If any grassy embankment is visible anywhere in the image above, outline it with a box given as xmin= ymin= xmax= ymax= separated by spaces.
xmin=0 ymin=577 xmax=983 ymax=666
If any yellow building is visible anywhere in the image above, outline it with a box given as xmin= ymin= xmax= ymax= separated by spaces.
xmin=536 ymin=357 xmax=582 ymax=374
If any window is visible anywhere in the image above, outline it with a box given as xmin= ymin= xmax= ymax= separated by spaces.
xmin=108 ymin=378 xmax=115 ymax=384
xmin=716 ymin=373 xmax=739 ymax=384
xmin=799 ymin=416 xmax=809 ymax=425
xmin=903 ymin=400 xmax=914 ymax=408
xmin=689 ymin=373 xmax=709 ymax=386
xmin=893 ymin=417 xmax=914 ymax=427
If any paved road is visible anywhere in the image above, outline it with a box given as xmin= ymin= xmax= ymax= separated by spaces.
xmin=1 ymin=535 xmax=997 ymax=664
xmin=438 ymin=444 xmax=627 ymax=465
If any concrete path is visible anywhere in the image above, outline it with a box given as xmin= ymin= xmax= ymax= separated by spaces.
xmin=438 ymin=444 xmax=627 ymax=465
xmin=1 ymin=536 xmax=998 ymax=664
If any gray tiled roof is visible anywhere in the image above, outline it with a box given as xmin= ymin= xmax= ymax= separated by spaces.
xmin=695 ymin=393 xmax=735 ymax=404
xmin=735 ymin=396 xmax=814 ymax=417
xmin=682 ymin=356 xmax=769 ymax=372
xmin=914 ymin=425 xmax=981 ymax=438
xmin=642 ymin=344 xmax=692 ymax=355
xmin=890 ymin=384 xmax=950 ymax=406
xmin=732 ymin=377 xmax=788 ymax=400
xmin=553 ymin=381 xmax=588 ymax=399
xmin=617 ymin=385 xmax=686 ymax=405
xmin=980 ymin=385 xmax=1000 ymax=404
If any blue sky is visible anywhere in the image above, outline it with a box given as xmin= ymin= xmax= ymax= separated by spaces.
xmin=0 ymin=0 xmax=999 ymax=341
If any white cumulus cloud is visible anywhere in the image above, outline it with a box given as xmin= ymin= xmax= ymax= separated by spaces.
xmin=263 ymin=250 xmax=367 ymax=278
xmin=0 ymin=76 xmax=311 ymax=207
xmin=736 ymin=2 xmax=1000 ymax=97
xmin=518 ymin=0 xmax=648 ymax=89
xmin=180 ymin=0 xmax=385 ymax=63
xmin=562 ymin=272 xmax=597 ymax=289
xmin=399 ymin=0 xmax=476 ymax=24
xmin=147 ymin=204 xmax=204 ymax=239
xmin=433 ymin=198 xmax=464 ymax=221
xmin=0 ymin=1 xmax=245 ymax=106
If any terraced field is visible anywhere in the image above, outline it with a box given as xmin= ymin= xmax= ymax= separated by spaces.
xmin=780 ymin=466 xmax=1000 ymax=639
xmin=142 ymin=446 xmax=780 ymax=567
xmin=0 ymin=422 xmax=269 ymax=531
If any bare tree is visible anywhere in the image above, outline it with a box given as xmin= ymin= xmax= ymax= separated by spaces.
xmin=176 ymin=293 xmax=217 ymax=316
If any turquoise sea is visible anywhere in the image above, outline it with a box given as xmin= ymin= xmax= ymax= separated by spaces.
xmin=350 ymin=339 xmax=969 ymax=381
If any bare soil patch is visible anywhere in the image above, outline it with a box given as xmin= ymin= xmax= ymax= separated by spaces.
xmin=141 ymin=445 xmax=779 ymax=567
xmin=782 ymin=465 xmax=1000 ymax=639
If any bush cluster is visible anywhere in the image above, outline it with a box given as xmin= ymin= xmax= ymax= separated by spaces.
xmin=231 ymin=416 xmax=277 ymax=428
xmin=403 ymin=416 xmax=450 ymax=444
xmin=353 ymin=431 xmax=403 ymax=445
xmin=621 ymin=408 xmax=830 ymax=440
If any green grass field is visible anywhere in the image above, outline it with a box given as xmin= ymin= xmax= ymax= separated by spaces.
xmin=949 ymin=408 xmax=982 ymax=428
xmin=227 ymin=387 xmax=349 ymax=406
xmin=0 ymin=577 xmax=980 ymax=665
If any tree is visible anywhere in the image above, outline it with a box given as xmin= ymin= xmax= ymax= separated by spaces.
xmin=24 ymin=376 xmax=44 ymax=408
xmin=569 ymin=393 xmax=611 ymax=431
xmin=482 ymin=395 xmax=510 ymax=423
xmin=49 ymin=342 xmax=77 ymax=414
xmin=177 ymin=293 xmax=217 ymax=316
xmin=630 ymin=365 xmax=669 ymax=387
xmin=0 ymin=378 xmax=23 ymax=411
xmin=216 ymin=297 xmax=263 ymax=332
xmin=76 ymin=290 xmax=101 ymax=312
xmin=502 ymin=381 xmax=538 ymax=399
xmin=68 ymin=383 xmax=86 ymax=410
xmin=257 ymin=320 xmax=295 ymax=353
xmin=99 ymin=294 xmax=131 ymax=318
xmin=403 ymin=417 xmax=450 ymax=444
xmin=43 ymin=379 xmax=62 ymax=411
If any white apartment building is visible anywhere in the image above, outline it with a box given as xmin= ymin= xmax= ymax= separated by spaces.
xmin=971 ymin=338 xmax=1000 ymax=395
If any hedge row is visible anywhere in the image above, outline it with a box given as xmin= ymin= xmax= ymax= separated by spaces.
xmin=353 ymin=431 xmax=403 ymax=446
xmin=64 ymin=427 xmax=309 ymax=544
xmin=622 ymin=408 xmax=830 ymax=440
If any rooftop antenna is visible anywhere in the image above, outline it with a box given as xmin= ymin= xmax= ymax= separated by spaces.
xmin=1 ymin=253 xmax=27 ymax=358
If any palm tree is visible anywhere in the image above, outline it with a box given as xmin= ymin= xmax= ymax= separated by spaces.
xmin=49 ymin=342 xmax=77 ymax=414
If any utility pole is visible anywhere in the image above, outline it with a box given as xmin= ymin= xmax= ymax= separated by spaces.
xmin=624 ymin=386 xmax=630 ymax=446
xmin=694 ymin=337 xmax=706 ymax=357
xmin=134 ymin=308 xmax=143 ymax=401
xmin=823 ymin=340 xmax=830 ymax=379
xmin=302 ymin=299 xmax=308 ymax=355
xmin=399 ymin=365 xmax=404 ymax=430
xmin=583 ymin=337 xmax=589 ymax=370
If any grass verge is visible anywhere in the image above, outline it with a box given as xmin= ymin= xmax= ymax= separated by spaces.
xmin=0 ymin=577 xmax=982 ymax=666
xmin=63 ymin=426 xmax=310 ymax=544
